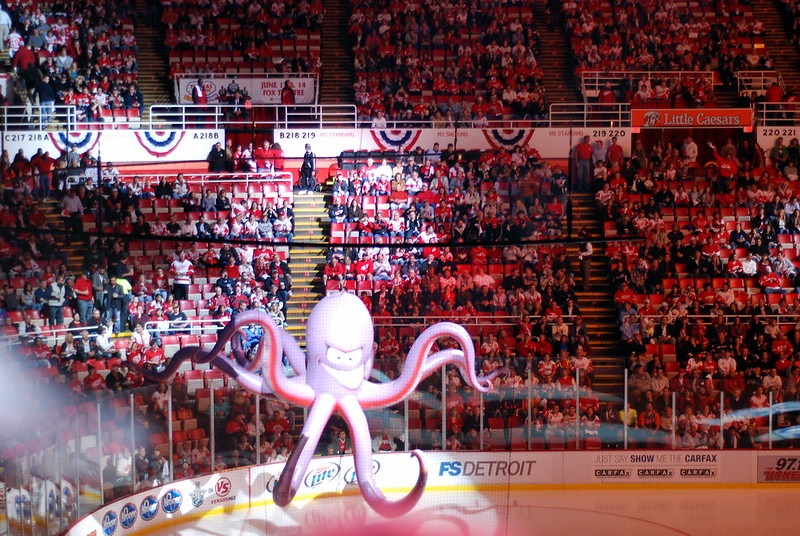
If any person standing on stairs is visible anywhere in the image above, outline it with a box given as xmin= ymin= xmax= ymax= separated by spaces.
xmin=299 ymin=143 xmax=316 ymax=194
xmin=573 ymin=135 xmax=593 ymax=192
xmin=577 ymin=227 xmax=593 ymax=292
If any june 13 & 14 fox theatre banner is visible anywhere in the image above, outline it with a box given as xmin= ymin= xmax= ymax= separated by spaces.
xmin=176 ymin=76 xmax=317 ymax=105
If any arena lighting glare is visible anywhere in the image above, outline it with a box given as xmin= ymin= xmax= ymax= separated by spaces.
xmin=136 ymin=292 xmax=504 ymax=517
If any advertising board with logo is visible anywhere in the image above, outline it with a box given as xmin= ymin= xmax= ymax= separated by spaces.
xmin=63 ymin=471 xmax=248 ymax=535
xmin=273 ymin=128 xmax=632 ymax=160
xmin=757 ymin=455 xmax=800 ymax=483
xmin=587 ymin=452 xmax=721 ymax=483
xmin=101 ymin=510 xmax=118 ymax=536
xmin=431 ymin=452 xmax=556 ymax=488
xmin=631 ymin=108 xmax=752 ymax=128
xmin=5 ymin=487 xmax=30 ymax=527
xmin=156 ymin=472 xmax=248 ymax=517
xmin=60 ymin=450 xmax=795 ymax=536
xmin=248 ymin=453 xmax=426 ymax=507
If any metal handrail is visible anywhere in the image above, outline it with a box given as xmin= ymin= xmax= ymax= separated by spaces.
xmin=579 ymin=70 xmax=715 ymax=99
xmin=753 ymin=102 xmax=800 ymax=127
xmin=147 ymin=103 xmax=359 ymax=130
xmin=112 ymin=171 xmax=295 ymax=195
xmin=736 ymin=70 xmax=784 ymax=97
xmin=548 ymin=103 xmax=631 ymax=128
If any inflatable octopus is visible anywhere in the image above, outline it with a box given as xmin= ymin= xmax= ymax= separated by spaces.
xmin=138 ymin=292 xmax=502 ymax=517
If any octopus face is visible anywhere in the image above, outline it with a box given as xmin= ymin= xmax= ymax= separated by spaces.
xmin=306 ymin=292 xmax=375 ymax=389
xmin=323 ymin=345 xmax=365 ymax=390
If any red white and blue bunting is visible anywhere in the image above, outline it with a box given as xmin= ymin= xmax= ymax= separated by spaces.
xmin=482 ymin=129 xmax=535 ymax=150
xmin=48 ymin=131 xmax=101 ymax=154
xmin=134 ymin=131 xmax=187 ymax=158
xmin=369 ymin=129 xmax=422 ymax=152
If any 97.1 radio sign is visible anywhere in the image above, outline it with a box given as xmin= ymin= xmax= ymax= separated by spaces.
xmin=757 ymin=456 xmax=800 ymax=483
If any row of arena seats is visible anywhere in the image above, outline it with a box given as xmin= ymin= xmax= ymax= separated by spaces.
xmin=166 ymin=32 xmax=321 ymax=61
xmin=76 ymin=108 xmax=141 ymax=130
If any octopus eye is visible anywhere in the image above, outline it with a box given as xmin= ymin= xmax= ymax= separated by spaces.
xmin=326 ymin=347 xmax=363 ymax=367
xmin=326 ymin=347 xmax=344 ymax=363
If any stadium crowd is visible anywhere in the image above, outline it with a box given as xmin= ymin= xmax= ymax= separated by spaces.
xmin=3 ymin=0 xmax=145 ymax=124
xmin=163 ymin=0 xmax=322 ymax=79
xmin=596 ymin=133 xmax=800 ymax=448
xmin=0 ymin=139 xmax=296 ymax=381
xmin=322 ymin=143 xmax=606 ymax=450
xmin=564 ymin=0 xmax=773 ymax=86
xmin=350 ymin=1 xmax=547 ymax=125
xmin=4 ymin=0 xmax=800 ymax=482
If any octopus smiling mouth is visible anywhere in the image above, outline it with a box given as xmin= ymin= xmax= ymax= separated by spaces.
xmin=323 ymin=347 xmax=364 ymax=389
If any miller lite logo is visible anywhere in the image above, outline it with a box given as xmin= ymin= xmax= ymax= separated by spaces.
xmin=642 ymin=111 xmax=661 ymax=127
xmin=215 ymin=477 xmax=232 ymax=497
xmin=161 ymin=489 xmax=182 ymax=514
xmin=304 ymin=462 xmax=341 ymax=488
xmin=119 ymin=503 xmax=137 ymax=529
xmin=102 ymin=511 xmax=118 ymax=536
xmin=140 ymin=496 xmax=159 ymax=521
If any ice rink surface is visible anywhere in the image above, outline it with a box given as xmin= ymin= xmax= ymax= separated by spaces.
xmin=129 ymin=486 xmax=800 ymax=536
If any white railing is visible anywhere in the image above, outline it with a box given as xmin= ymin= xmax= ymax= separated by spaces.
xmin=580 ymin=70 xmax=715 ymax=100
xmin=753 ymin=102 xmax=800 ymax=127
xmin=736 ymin=71 xmax=784 ymax=98
xmin=548 ymin=103 xmax=630 ymax=128
xmin=113 ymin=171 xmax=295 ymax=196
xmin=147 ymin=103 xmax=358 ymax=130
xmin=0 ymin=103 xmax=83 ymax=131
xmin=0 ymin=102 xmax=358 ymax=132
xmin=0 ymin=322 xmax=99 ymax=348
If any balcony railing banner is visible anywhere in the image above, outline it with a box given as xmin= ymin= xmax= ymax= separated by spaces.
xmin=273 ymin=126 xmax=633 ymax=160
xmin=174 ymin=74 xmax=319 ymax=106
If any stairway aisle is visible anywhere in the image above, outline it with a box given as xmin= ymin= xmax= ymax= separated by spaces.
xmin=134 ymin=0 xmax=172 ymax=121
xmin=566 ymin=192 xmax=625 ymax=397
xmin=531 ymin=0 xmax=583 ymax=105
xmin=285 ymin=192 xmax=329 ymax=343
xmin=753 ymin=2 xmax=800 ymax=91
xmin=318 ymin=0 xmax=354 ymax=104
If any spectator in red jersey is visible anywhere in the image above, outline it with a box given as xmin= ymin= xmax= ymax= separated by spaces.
xmin=323 ymin=256 xmax=346 ymax=287
xmin=83 ymin=364 xmax=107 ymax=395
xmin=73 ymin=270 xmax=94 ymax=322
xmin=253 ymin=140 xmax=272 ymax=172
xmin=758 ymin=266 xmax=782 ymax=295
xmin=708 ymin=141 xmax=739 ymax=192
xmin=144 ymin=339 xmax=166 ymax=372
xmin=265 ymin=410 xmax=291 ymax=436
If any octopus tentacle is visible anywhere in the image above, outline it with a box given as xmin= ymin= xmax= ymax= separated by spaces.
xmin=418 ymin=323 xmax=495 ymax=392
xmin=211 ymin=355 xmax=273 ymax=395
xmin=359 ymin=450 xmax=427 ymax=518
xmin=129 ymin=310 xmax=276 ymax=382
xmin=342 ymin=395 xmax=427 ymax=517
xmin=422 ymin=350 xmax=508 ymax=392
xmin=359 ymin=322 xmax=495 ymax=407
xmin=274 ymin=394 xmax=335 ymax=506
